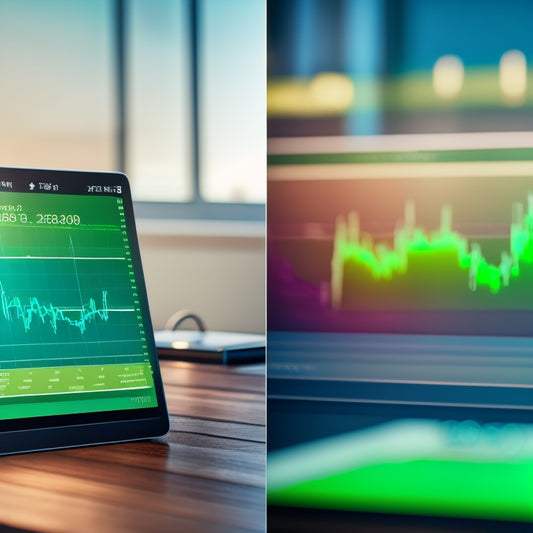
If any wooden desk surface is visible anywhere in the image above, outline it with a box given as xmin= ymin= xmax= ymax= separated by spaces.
xmin=0 ymin=361 xmax=266 ymax=533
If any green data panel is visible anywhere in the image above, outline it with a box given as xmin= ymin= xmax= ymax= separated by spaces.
xmin=268 ymin=419 xmax=533 ymax=522
xmin=0 ymin=363 xmax=154 ymax=397
xmin=269 ymin=459 xmax=533 ymax=522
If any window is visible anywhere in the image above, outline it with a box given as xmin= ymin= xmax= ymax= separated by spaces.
xmin=0 ymin=0 xmax=265 ymax=219
xmin=199 ymin=0 xmax=266 ymax=204
xmin=127 ymin=0 xmax=193 ymax=202
xmin=0 ymin=0 xmax=115 ymax=171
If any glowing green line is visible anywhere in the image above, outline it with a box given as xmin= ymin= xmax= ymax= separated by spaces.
xmin=331 ymin=195 xmax=533 ymax=309
xmin=0 ymin=283 xmax=109 ymax=334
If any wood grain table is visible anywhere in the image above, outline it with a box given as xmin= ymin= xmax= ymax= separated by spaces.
xmin=0 ymin=361 xmax=266 ymax=533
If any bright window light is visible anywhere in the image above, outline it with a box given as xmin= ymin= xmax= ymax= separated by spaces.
xmin=499 ymin=50 xmax=527 ymax=106
xmin=0 ymin=0 xmax=115 ymax=171
xmin=198 ymin=0 xmax=266 ymax=204
xmin=432 ymin=55 xmax=464 ymax=100
xmin=127 ymin=0 xmax=193 ymax=202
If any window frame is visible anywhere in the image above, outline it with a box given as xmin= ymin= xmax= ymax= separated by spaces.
xmin=116 ymin=0 xmax=265 ymax=222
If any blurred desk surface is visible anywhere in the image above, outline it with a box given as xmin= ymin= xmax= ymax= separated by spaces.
xmin=0 ymin=361 xmax=266 ymax=533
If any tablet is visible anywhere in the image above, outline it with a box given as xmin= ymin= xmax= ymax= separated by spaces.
xmin=0 ymin=167 xmax=169 ymax=454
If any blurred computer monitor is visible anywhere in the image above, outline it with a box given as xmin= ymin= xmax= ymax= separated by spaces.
xmin=268 ymin=132 xmax=533 ymax=530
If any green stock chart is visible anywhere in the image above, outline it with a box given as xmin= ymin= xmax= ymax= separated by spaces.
xmin=0 ymin=191 xmax=157 ymax=420
xmin=332 ymin=193 xmax=533 ymax=311
xmin=268 ymin=166 xmax=533 ymax=335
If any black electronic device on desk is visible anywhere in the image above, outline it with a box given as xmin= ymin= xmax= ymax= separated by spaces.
xmin=0 ymin=167 xmax=169 ymax=456
xmin=155 ymin=310 xmax=265 ymax=364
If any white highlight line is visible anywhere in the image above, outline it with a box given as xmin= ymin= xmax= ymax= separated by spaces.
xmin=268 ymin=131 xmax=533 ymax=154
xmin=56 ymin=308 xmax=135 ymax=313
xmin=0 ymin=354 xmax=146 ymax=363
xmin=0 ymin=256 xmax=126 ymax=260
xmin=0 ymin=339 xmax=142 ymax=348
xmin=268 ymin=161 xmax=533 ymax=181
xmin=269 ymin=394 xmax=533 ymax=411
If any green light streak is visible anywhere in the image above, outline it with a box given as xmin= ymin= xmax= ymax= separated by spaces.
xmin=267 ymin=419 xmax=533 ymax=522
xmin=0 ymin=284 xmax=109 ymax=334
xmin=269 ymin=458 xmax=533 ymax=522
xmin=331 ymin=195 xmax=533 ymax=309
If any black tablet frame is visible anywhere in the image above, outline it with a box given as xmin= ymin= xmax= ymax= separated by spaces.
xmin=0 ymin=167 xmax=169 ymax=454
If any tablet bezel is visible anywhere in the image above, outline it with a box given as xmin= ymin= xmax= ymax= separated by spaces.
xmin=0 ymin=167 xmax=169 ymax=454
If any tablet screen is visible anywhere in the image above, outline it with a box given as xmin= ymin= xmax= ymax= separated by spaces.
xmin=0 ymin=168 xmax=168 ymax=452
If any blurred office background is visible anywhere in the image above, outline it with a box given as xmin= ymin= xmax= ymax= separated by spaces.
xmin=0 ymin=0 xmax=265 ymax=334
xmin=267 ymin=0 xmax=533 ymax=528
xmin=268 ymin=0 xmax=533 ymax=137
